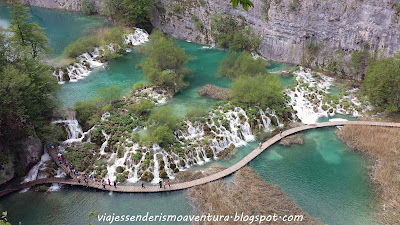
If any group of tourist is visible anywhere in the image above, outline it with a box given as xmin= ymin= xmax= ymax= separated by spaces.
xmin=49 ymin=142 xmax=174 ymax=191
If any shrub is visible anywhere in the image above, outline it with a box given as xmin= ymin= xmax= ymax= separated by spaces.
xmin=363 ymin=53 xmax=400 ymax=112
xmin=81 ymin=0 xmax=96 ymax=15
xmin=116 ymin=173 xmax=126 ymax=182
xmin=64 ymin=36 xmax=98 ymax=58
xmin=218 ymin=51 xmax=266 ymax=80
xmin=141 ymin=30 xmax=193 ymax=93
xmin=186 ymin=108 xmax=208 ymax=121
xmin=133 ymin=99 xmax=154 ymax=115
xmin=211 ymin=14 xmax=260 ymax=52
xmin=231 ymin=74 xmax=284 ymax=107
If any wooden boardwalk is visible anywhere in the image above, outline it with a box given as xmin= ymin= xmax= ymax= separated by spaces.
xmin=1 ymin=120 xmax=400 ymax=197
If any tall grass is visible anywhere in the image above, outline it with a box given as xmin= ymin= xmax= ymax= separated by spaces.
xmin=337 ymin=125 xmax=400 ymax=224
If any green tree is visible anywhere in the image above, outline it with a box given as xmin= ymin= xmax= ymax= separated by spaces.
xmin=74 ymin=98 xmax=99 ymax=131
xmin=350 ymin=44 xmax=371 ymax=80
xmin=8 ymin=1 xmax=49 ymax=58
xmin=0 ymin=211 xmax=11 ymax=225
xmin=102 ymin=26 xmax=125 ymax=47
xmin=149 ymin=125 xmax=175 ymax=148
xmin=122 ymin=0 xmax=153 ymax=25
xmin=363 ymin=54 xmax=400 ymax=112
xmin=101 ymin=0 xmax=153 ymax=26
xmin=218 ymin=51 xmax=266 ymax=80
xmin=211 ymin=14 xmax=260 ymax=51
xmin=64 ymin=36 xmax=98 ymax=58
xmin=230 ymin=0 xmax=254 ymax=11
xmin=81 ymin=0 xmax=96 ymax=15
xmin=147 ymin=107 xmax=180 ymax=130
xmin=132 ymin=99 xmax=154 ymax=115
xmin=141 ymin=30 xmax=193 ymax=92
xmin=231 ymin=74 xmax=283 ymax=107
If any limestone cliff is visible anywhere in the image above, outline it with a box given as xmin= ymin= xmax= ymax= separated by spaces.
xmin=151 ymin=0 xmax=400 ymax=66
xmin=0 ymin=136 xmax=43 ymax=185
xmin=17 ymin=0 xmax=400 ymax=71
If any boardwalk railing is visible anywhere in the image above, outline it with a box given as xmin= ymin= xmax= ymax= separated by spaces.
xmin=1 ymin=121 xmax=399 ymax=197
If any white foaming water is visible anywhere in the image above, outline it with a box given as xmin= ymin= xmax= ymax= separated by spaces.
xmin=22 ymin=147 xmax=52 ymax=184
xmin=99 ymin=130 xmax=111 ymax=155
xmin=19 ymin=147 xmax=52 ymax=193
xmin=124 ymin=28 xmax=149 ymax=45
xmin=48 ymin=168 xmax=66 ymax=192
xmin=286 ymin=68 xmax=332 ymax=124
xmin=54 ymin=28 xmax=149 ymax=82
xmin=151 ymin=144 xmax=161 ymax=184
xmin=53 ymin=118 xmax=86 ymax=144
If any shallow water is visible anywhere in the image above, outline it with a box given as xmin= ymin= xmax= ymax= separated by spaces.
xmin=0 ymin=6 xmax=378 ymax=225
xmin=249 ymin=128 xmax=377 ymax=225
xmin=0 ymin=4 xmax=110 ymax=56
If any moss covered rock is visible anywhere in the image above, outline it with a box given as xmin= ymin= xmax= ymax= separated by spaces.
xmin=116 ymin=166 xmax=125 ymax=173
xmin=141 ymin=171 xmax=154 ymax=181
xmin=159 ymin=169 xmax=169 ymax=179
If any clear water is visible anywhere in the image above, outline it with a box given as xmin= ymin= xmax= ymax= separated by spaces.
xmin=0 ymin=4 xmax=110 ymax=56
xmin=58 ymin=50 xmax=147 ymax=107
xmin=327 ymin=85 xmax=342 ymax=96
xmin=280 ymin=74 xmax=294 ymax=87
xmin=248 ymin=128 xmax=377 ymax=225
xmin=0 ymin=6 xmax=378 ymax=225
xmin=0 ymin=186 xmax=192 ymax=225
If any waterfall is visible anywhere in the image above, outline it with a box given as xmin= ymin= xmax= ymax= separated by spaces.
xmin=286 ymin=68 xmax=331 ymax=124
xmin=53 ymin=28 xmax=149 ymax=82
xmin=151 ymin=144 xmax=160 ymax=184
xmin=53 ymin=118 xmax=85 ymax=144
xmin=99 ymin=130 xmax=111 ymax=155
xmin=124 ymin=28 xmax=149 ymax=46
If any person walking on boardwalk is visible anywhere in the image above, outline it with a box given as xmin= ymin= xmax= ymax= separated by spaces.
xmin=141 ymin=181 xmax=145 ymax=188
xmin=159 ymin=179 xmax=162 ymax=188
xmin=114 ymin=181 xmax=117 ymax=189
xmin=168 ymin=180 xmax=171 ymax=187
xmin=280 ymin=129 xmax=282 ymax=136
xmin=259 ymin=142 xmax=262 ymax=149
xmin=108 ymin=178 xmax=111 ymax=186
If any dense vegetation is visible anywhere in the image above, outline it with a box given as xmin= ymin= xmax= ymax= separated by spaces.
xmin=231 ymin=74 xmax=284 ymax=107
xmin=0 ymin=2 xmax=59 ymax=144
xmin=64 ymin=26 xmax=128 ymax=58
xmin=218 ymin=51 xmax=266 ymax=80
xmin=141 ymin=30 xmax=193 ymax=93
xmin=211 ymin=14 xmax=260 ymax=52
xmin=217 ymin=50 xmax=283 ymax=108
xmin=363 ymin=53 xmax=400 ymax=112
xmin=74 ymin=86 xmax=123 ymax=131
xmin=64 ymin=36 xmax=98 ymax=58
xmin=101 ymin=0 xmax=153 ymax=28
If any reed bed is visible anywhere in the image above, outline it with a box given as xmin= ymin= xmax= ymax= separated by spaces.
xmin=336 ymin=125 xmax=400 ymax=224
xmin=178 ymin=166 xmax=322 ymax=225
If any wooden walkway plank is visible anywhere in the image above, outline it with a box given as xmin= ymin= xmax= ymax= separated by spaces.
xmin=1 ymin=121 xmax=400 ymax=197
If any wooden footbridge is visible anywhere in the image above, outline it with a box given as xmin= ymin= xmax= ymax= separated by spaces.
xmin=1 ymin=121 xmax=399 ymax=197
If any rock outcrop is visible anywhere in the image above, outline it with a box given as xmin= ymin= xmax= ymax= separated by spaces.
xmin=198 ymin=84 xmax=231 ymax=100
xmin=19 ymin=0 xmax=400 ymax=69
xmin=0 ymin=136 xmax=43 ymax=185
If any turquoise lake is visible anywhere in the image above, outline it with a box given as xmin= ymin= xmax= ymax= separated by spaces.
xmin=0 ymin=5 xmax=378 ymax=225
